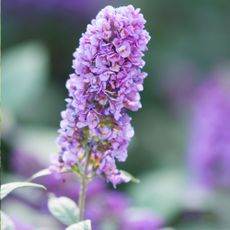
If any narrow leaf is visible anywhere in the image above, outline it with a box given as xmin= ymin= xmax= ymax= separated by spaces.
xmin=0 ymin=182 xmax=46 ymax=200
xmin=66 ymin=220 xmax=92 ymax=230
xmin=29 ymin=168 xmax=71 ymax=181
xmin=1 ymin=211 xmax=16 ymax=230
xmin=120 ymin=170 xmax=140 ymax=183
xmin=48 ymin=195 xmax=79 ymax=226
xmin=28 ymin=168 xmax=52 ymax=181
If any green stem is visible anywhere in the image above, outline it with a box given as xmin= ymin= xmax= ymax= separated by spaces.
xmin=78 ymin=176 xmax=87 ymax=221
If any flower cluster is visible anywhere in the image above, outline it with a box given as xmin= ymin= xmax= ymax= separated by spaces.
xmin=54 ymin=5 xmax=150 ymax=186
xmin=188 ymin=78 xmax=230 ymax=188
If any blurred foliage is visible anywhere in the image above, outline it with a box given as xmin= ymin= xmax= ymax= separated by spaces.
xmin=2 ymin=42 xmax=49 ymax=116
xmin=129 ymin=169 xmax=186 ymax=220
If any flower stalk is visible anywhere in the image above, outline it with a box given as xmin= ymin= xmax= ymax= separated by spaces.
xmin=78 ymin=176 xmax=87 ymax=221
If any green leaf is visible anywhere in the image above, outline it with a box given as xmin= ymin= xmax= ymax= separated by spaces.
xmin=29 ymin=168 xmax=71 ymax=181
xmin=28 ymin=168 xmax=52 ymax=181
xmin=48 ymin=195 xmax=79 ymax=226
xmin=1 ymin=211 xmax=16 ymax=230
xmin=159 ymin=228 xmax=175 ymax=230
xmin=2 ymin=42 xmax=49 ymax=114
xmin=1 ymin=198 xmax=61 ymax=228
xmin=66 ymin=220 xmax=92 ymax=230
xmin=0 ymin=182 xmax=46 ymax=200
xmin=120 ymin=170 xmax=140 ymax=183
xmin=129 ymin=169 xmax=186 ymax=221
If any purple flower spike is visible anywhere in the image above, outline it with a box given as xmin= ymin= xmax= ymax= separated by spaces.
xmin=188 ymin=78 xmax=230 ymax=189
xmin=53 ymin=5 xmax=150 ymax=187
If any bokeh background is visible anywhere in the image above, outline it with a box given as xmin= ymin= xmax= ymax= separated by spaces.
xmin=2 ymin=0 xmax=230 ymax=229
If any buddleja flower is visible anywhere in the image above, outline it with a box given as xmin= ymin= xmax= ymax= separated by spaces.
xmin=188 ymin=78 xmax=230 ymax=188
xmin=54 ymin=5 xmax=150 ymax=187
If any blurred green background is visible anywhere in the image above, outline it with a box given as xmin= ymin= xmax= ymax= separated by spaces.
xmin=2 ymin=0 xmax=230 ymax=229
